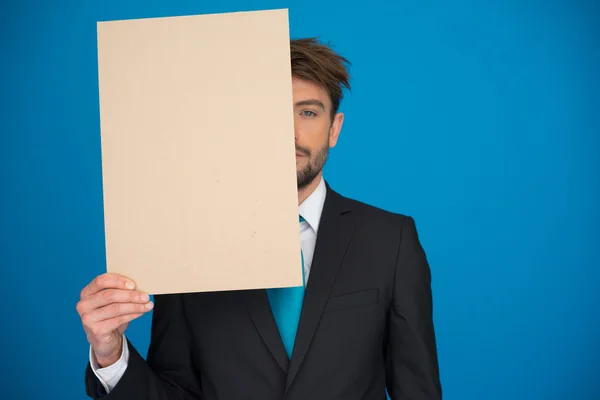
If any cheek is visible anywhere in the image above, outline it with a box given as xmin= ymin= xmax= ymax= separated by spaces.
xmin=295 ymin=118 xmax=328 ymax=143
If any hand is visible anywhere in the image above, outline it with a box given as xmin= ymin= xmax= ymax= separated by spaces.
xmin=76 ymin=273 xmax=153 ymax=368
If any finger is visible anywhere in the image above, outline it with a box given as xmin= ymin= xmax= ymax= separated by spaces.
xmin=77 ymin=289 xmax=150 ymax=315
xmin=81 ymin=273 xmax=136 ymax=299
xmin=84 ymin=301 xmax=154 ymax=324
xmin=89 ymin=313 xmax=145 ymax=338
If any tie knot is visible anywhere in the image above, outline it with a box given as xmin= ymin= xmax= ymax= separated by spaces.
xmin=299 ymin=215 xmax=305 ymax=223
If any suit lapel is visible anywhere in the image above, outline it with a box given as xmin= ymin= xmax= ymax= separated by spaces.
xmin=245 ymin=289 xmax=290 ymax=372
xmin=285 ymin=184 xmax=355 ymax=391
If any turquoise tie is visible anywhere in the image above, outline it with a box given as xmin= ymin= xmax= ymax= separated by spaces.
xmin=266 ymin=215 xmax=306 ymax=358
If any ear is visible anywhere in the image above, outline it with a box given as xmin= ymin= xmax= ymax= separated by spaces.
xmin=329 ymin=112 xmax=344 ymax=148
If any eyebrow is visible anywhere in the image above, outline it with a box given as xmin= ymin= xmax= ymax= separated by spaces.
xmin=294 ymin=99 xmax=326 ymax=110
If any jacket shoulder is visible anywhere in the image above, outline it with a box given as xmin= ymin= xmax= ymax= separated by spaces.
xmin=330 ymin=187 xmax=412 ymax=229
xmin=331 ymin=186 xmax=406 ymax=215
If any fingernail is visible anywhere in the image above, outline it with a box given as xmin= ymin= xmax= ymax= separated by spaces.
xmin=141 ymin=293 xmax=150 ymax=302
xmin=145 ymin=301 xmax=154 ymax=309
xmin=125 ymin=281 xmax=135 ymax=290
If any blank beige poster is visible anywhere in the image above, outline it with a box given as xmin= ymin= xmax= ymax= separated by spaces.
xmin=96 ymin=9 xmax=302 ymax=295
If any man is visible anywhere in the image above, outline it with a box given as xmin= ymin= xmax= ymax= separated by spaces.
xmin=77 ymin=37 xmax=442 ymax=399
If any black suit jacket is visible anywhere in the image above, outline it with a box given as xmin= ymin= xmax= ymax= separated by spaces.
xmin=85 ymin=182 xmax=442 ymax=399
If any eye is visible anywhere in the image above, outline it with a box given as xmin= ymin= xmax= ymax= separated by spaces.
xmin=301 ymin=110 xmax=317 ymax=118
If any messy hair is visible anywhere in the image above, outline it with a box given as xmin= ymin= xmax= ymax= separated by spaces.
xmin=290 ymin=37 xmax=351 ymax=120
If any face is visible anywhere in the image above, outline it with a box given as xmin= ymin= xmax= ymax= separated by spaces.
xmin=292 ymin=77 xmax=344 ymax=190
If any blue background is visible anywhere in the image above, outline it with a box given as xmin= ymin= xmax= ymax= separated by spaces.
xmin=2 ymin=1 xmax=599 ymax=399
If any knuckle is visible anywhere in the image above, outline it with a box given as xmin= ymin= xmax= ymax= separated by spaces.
xmin=101 ymin=289 xmax=112 ymax=302
xmin=98 ymin=274 xmax=109 ymax=287
xmin=109 ymin=303 xmax=121 ymax=315
xmin=99 ymin=273 xmax=116 ymax=288
xmin=81 ymin=312 xmax=92 ymax=326
xmin=92 ymin=275 xmax=102 ymax=287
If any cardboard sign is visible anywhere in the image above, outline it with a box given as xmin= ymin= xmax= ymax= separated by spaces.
xmin=96 ymin=9 xmax=302 ymax=294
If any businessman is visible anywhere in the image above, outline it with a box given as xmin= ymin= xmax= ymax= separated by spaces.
xmin=77 ymin=37 xmax=442 ymax=399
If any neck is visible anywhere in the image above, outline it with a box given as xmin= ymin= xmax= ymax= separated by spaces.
xmin=298 ymin=173 xmax=322 ymax=205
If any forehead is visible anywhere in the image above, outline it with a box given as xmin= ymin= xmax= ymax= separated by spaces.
xmin=292 ymin=77 xmax=331 ymax=107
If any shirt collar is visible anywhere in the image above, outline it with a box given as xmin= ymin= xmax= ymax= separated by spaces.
xmin=298 ymin=176 xmax=327 ymax=233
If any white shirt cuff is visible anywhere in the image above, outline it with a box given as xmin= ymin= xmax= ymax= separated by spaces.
xmin=89 ymin=335 xmax=129 ymax=393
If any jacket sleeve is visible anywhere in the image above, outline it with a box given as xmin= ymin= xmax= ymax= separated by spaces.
xmin=386 ymin=216 xmax=442 ymax=399
xmin=85 ymin=293 xmax=204 ymax=400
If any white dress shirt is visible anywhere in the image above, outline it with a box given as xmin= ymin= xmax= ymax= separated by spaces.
xmin=91 ymin=177 xmax=328 ymax=393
